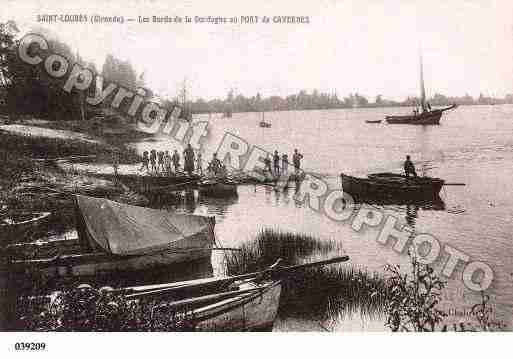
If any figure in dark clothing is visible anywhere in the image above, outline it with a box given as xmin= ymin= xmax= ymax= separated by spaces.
xmin=183 ymin=144 xmax=195 ymax=176
xmin=273 ymin=150 xmax=280 ymax=176
xmin=149 ymin=149 xmax=157 ymax=173
xmin=282 ymin=154 xmax=289 ymax=175
xmin=140 ymin=151 xmax=149 ymax=172
xmin=172 ymin=150 xmax=180 ymax=173
xmin=209 ymin=153 xmax=222 ymax=176
xmin=404 ymin=155 xmax=417 ymax=178
xmin=157 ymin=151 xmax=165 ymax=174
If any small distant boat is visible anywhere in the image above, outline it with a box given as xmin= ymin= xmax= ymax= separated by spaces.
xmin=341 ymin=172 xmax=445 ymax=199
xmin=198 ymin=179 xmax=238 ymax=198
xmin=365 ymin=120 xmax=382 ymax=124
xmin=385 ymin=54 xmax=457 ymax=125
xmin=259 ymin=110 xmax=271 ymax=128
xmin=6 ymin=195 xmax=216 ymax=279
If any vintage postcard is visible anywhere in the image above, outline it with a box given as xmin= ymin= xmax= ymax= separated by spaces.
xmin=0 ymin=0 xmax=511 ymax=356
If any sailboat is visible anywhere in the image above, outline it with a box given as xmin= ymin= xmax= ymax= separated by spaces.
xmin=385 ymin=54 xmax=457 ymax=125
xmin=259 ymin=110 xmax=271 ymax=128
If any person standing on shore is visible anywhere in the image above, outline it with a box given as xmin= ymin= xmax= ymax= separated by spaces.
xmin=292 ymin=149 xmax=303 ymax=175
xmin=208 ymin=153 xmax=222 ymax=176
xmin=273 ymin=150 xmax=280 ymax=177
xmin=197 ymin=152 xmax=203 ymax=175
xmin=157 ymin=150 xmax=165 ymax=174
xmin=264 ymin=154 xmax=272 ymax=177
xmin=282 ymin=154 xmax=288 ymax=175
xmin=140 ymin=151 xmax=149 ymax=172
xmin=183 ymin=144 xmax=195 ymax=176
xmin=149 ymin=149 xmax=157 ymax=174
xmin=172 ymin=150 xmax=180 ymax=174
xmin=164 ymin=150 xmax=172 ymax=176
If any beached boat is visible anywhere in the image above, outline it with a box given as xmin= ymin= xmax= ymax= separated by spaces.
xmin=198 ymin=179 xmax=238 ymax=198
xmin=119 ymin=256 xmax=350 ymax=331
xmin=385 ymin=54 xmax=457 ymax=125
xmin=6 ymin=195 xmax=216 ymax=279
xmin=0 ymin=211 xmax=52 ymax=244
xmin=341 ymin=172 xmax=444 ymax=199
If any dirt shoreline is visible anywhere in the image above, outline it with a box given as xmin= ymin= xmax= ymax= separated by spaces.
xmin=0 ymin=123 xmax=148 ymax=246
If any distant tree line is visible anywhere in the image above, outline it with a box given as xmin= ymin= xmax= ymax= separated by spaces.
xmin=190 ymin=90 xmax=513 ymax=114
xmin=1 ymin=21 xmax=512 ymax=123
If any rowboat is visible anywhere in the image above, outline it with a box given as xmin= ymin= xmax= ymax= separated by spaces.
xmin=95 ymin=173 xmax=201 ymax=192
xmin=259 ymin=121 xmax=271 ymax=128
xmin=198 ymin=179 xmax=238 ymax=198
xmin=0 ymin=212 xmax=51 ymax=243
xmin=341 ymin=172 xmax=445 ymax=200
xmin=12 ymin=256 xmax=350 ymax=331
xmin=365 ymin=120 xmax=382 ymax=124
xmin=6 ymin=195 xmax=216 ymax=279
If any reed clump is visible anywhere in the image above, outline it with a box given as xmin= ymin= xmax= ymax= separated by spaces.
xmin=225 ymin=229 xmax=387 ymax=320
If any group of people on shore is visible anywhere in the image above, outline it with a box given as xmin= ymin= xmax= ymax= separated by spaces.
xmin=140 ymin=144 xmax=202 ymax=176
xmin=139 ymin=145 xmax=231 ymax=177
xmin=264 ymin=149 xmax=303 ymax=177
xmin=139 ymin=145 xmax=303 ymax=178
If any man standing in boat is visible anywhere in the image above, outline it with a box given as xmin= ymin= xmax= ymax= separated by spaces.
xmin=404 ymin=155 xmax=417 ymax=178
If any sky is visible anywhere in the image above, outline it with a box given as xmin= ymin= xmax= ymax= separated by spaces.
xmin=2 ymin=0 xmax=513 ymax=101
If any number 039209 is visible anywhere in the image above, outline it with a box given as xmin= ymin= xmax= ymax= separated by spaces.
xmin=14 ymin=342 xmax=46 ymax=351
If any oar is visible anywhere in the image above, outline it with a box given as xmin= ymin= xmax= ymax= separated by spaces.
xmin=126 ymin=283 xmax=262 ymax=301
xmin=121 ymin=255 xmax=350 ymax=295
xmin=443 ymin=183 xmax=466 ymax=186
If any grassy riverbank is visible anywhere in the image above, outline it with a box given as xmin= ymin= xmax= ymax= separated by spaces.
xmin=0 ymin=124 xmax=147 ymax=245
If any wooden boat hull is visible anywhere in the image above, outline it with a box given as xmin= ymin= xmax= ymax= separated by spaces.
xmin=11 ymin=234 xmax=214 ymax=280
xmin=193 ymin=280 xmax=281 ymax=331
xmin=385 ymin=105 xmax=457 ymax=125
xmin=198 ymin=181 xmax=238 ymax=198
xmin=341 ymin=173 xmax=444 ymax=200
xmin=0 ymin=212 xmax=51 ymax=244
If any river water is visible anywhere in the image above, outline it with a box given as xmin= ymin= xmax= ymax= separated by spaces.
xmin=128 ymin=105 xmax=513 ymax=332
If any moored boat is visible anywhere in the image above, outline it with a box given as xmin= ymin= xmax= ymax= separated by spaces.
xmin=5 ymin=195 xmax=216 ymax=279
xmin=341 ymin=172 xmax=444 ymax=199
xmin=385 ymin=104 xmax=457 ymax=125
xmin=198 ymin=179 xmax=238 ymax=198
xmin=385 ymin=53 xmax=458 ymax=125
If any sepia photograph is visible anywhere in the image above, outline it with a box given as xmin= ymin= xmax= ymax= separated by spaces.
xmin=0 ymin=0 xmax=512 ymax=356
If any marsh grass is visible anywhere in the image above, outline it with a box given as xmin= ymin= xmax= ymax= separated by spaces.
xmin=224 ymin=229 xmax=387 ymax=321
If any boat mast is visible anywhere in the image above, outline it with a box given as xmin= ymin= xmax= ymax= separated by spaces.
xmin=419 ymin=53 xmax=427 ymax=112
